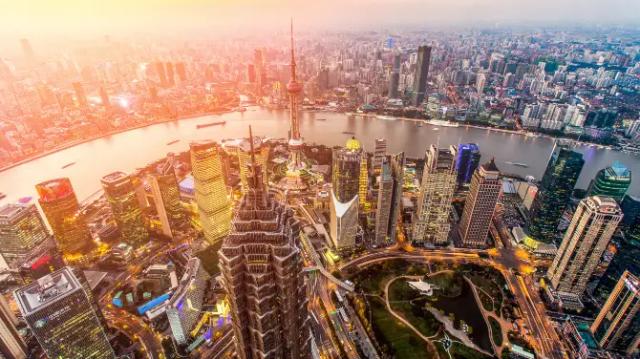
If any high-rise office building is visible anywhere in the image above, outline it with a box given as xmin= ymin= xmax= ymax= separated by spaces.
xmin=149 ymin=158 xmax=186 ymax=238
xmin=388 ymin=54 xmax=401 ymax=98
xmin=167 ymin=257 xmax=209 ymax=344
xmin=165 ymin=62 xmax=175 ymax=86
xmin=101 ymin=171 xmax=148 ymax=247
xmin=155 ymin=61 xmax=167 ymax=87
xmin=99 ymin=86 xmax=110 ymax=111
xmin=330 ymin=138 xmax=365 ymax=249
xmin=621 ymin=194 xmax=640 ymax=241
xmin=14 ymin=267 xmax=115 ymax=359
xmin=234 ymin=136 xmax=269 ymax=193
xmin=175 ymin=62 xmax=186 ymax=82
xmin=595 ymin=194 xmax=640 ymax=303
xmin=373 ymin=138 xmax=387 ymax=173
xmin=0 ymin=294 xmax=26 ymax=359
xmin=359 ymin=147 xmax=369 ymax=211
xmin=332 ymin=137 xmax=364 ymax=203
xmin=411 ymin=45 xmax=432 ymax=106
xmin=375 ymin=161 xmax=394 ymax=246
xmin=374 ymin=153 xmax=405 ymax=246
xmin=528 ymin=144 xmax=585 ymax=243
xmin=36 ymin=178 xmax=93 ymax=256
xmin=591 ymin=270 xmax=640 ymax=356
xmin=253 ymin=49 xmax=264 ymax=95
xmin=72 ymin=82 xmax=88 ymax=108
xmin=190 ymin=141 xmax=231 ymax=247
xmin=453 ymin=143 xmax=481 ymax=188
xmin=547 ymin=196 xmax=622 ymax=297
xmin=587 ymin=161 xmax=631 ymax=202
xmin=20 ymin=38 xmax=36 ymax=67
xmin=0 ymin=201 xmax=50 ymax=266
xmin=218 ymin=157 xmax=310 ymax=359
xmin=458 ymin=160 xmax=502 ymax=248
xmin=413 ymin=145 xmax=457 ymax=245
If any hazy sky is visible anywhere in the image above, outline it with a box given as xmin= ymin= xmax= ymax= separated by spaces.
xmin=1 ymin=0 xmax=639 ymax=41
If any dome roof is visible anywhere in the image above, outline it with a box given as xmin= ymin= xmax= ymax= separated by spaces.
xmin=345 ymin=136 xmax=361 ymax=151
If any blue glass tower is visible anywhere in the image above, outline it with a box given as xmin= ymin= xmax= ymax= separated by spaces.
xmin=455 ymin=143 xmax=481 ymax=188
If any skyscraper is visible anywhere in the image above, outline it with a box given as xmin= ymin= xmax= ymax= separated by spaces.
xmin=14 ymin=267 xmax=115 ymax=359
xmin=330 ymin=191 xmax=359 ymax=250
xmin=190 ymin=141 xmax=231 ymax=247
xmin=388 ymin=54 xmax=401 ymax=99
xmin=149 ymin=158 xmax=186 ymax=238
xmin=373 ymin=138 xmax=387 ymax=173
xmin=547 ymin=196 xmax=622 ymax=297
xmin=374 ymin=153 xmax=405 ymax=246
xmin=621 ymin=194 xmax=640 ymax=241
xmin=218 ymin=152 xmax=310 ymax=359
xmin=72 ymin=82 xmax=88 ymax=109
xmin=167 ymin=257 xmax=209 ymax=344
xmin=36 ymin=178 xmax=93 ymax=256
xmin=175 ymin=62 xmax=186 ymax=82
xmin=0 ymin=294 xmax=26 ymax=359
xmin=412 ymin=45 xmax=432 ymax=106
xmin=165 ymin=62 xmax=175 ymax=86
xmin=591 ymin=270 xmax=640 ymax=356
xmin=413 ymin=145 xmax=457 ymax=245
xmin=99 ymin=86 xmax=110 ymax=111
xmin=587 ymin=161 xmax=631 ymax=202
xmin=101 ymin=171 xmax=148 ymax=247
xmin=20 ymin=38 xmax=36 ymax=67
xmin=332 ymin=137 xmax=364 ymax=203
xmin=234 ymin=136 xmax=269 ymax=193
xmin=528 ymin=144 xmax=585 ymax=244
xmin=359 ymin=146 xmax=369 ymax=211
xmin=0 ymin=201 xmax=50 ymax=266
xmin=453 ymin=143 xmax=481 ymax=188
xmin=458 ymin=159 xmax=502 ymax=248
xmin=155 ymin=61 xmax=167 ymax=87
xmin=330 ymin=137 xmax=364 ymax=249
xmin=595 ymin=194 xmax=640 ymax=303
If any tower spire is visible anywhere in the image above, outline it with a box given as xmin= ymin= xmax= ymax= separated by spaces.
xmin=290 ymin=17 xmax=296 ymax=83
xmin=248 ymin=125 xmax=258 ymax=189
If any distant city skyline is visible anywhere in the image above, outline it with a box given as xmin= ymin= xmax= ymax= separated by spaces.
xmin=1 ymin=0 xmax=639 ymax=44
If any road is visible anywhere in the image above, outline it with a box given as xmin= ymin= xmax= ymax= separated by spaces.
xmin=103 ymin=307 xmax=165 ymax=359
xmin=339 ymin=243 xmax=564 ymax=359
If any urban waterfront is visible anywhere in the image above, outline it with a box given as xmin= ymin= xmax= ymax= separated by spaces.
xmin=1 ymin=108 xmax=638 ymax=203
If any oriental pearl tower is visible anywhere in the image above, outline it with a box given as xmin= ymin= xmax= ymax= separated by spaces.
xmin=277 ymin=19 xmax=307 ymax=192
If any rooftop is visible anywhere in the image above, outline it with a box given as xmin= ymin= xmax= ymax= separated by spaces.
xmin=14 ymin=267 xmax=80 ymax=315
xmin=101 ymin=171 xmax=129 ymax=184
xmin=0 ymin=202 xmax=32 ymax=220
xmin=345 ymin=136 xmax=362 ymax=151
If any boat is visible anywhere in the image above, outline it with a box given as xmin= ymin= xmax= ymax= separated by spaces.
xmin=342 ymin=131 xmax=356 ymax=135
xmin=236 ymin=107 xmax=247 ymax=112
xmin=166 ymin=140 xmax=180 ymax=145
xmin=506 ymin=161 xmax=529 ymax=168
xmin=425 ymin=119 xmax=459 ymax=128
xmin=196 ymin=121 xmax=226 ymax=129
xmin=62 ymin=162 xmax=76 ymax=169
xmin=0 ymin=193 xmax=5 ymax=200
xmin=432 ymin=127 xmax=439 ymax=131
xmin=316 ymin=118 xmax=327 ymax=121
xmin=417 ymin=123 xmax=423 ymax=127
xmin=376 ymin=115 xmax=396 ymax=121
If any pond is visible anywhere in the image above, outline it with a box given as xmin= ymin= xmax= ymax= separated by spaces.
xmin=430 ymin=278 xmax=492 ymax=352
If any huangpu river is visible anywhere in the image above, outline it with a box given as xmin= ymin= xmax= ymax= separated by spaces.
xmin=1 ymin=108 xmax=638 ymax=203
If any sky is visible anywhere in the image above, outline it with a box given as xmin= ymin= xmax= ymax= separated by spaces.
xmin=0 ymin=0 xmax=638 ymax=43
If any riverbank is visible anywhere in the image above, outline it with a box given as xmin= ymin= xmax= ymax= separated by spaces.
xmin=0 ymin=111 xmax=226 ymax=173
xmin=347 ymin=112 xmax=617 ymax=150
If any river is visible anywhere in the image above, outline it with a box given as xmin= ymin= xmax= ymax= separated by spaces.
xmin=0 ymin=107 xmax=638 ymax=203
